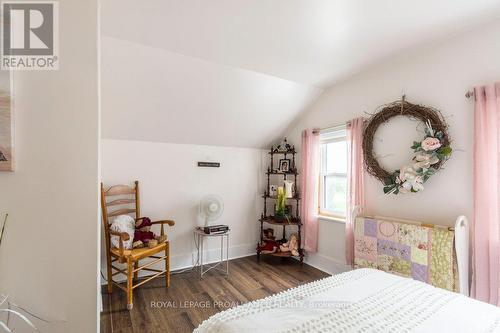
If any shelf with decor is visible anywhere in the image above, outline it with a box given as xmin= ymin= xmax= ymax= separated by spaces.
xmin=261 ymin=194 xmax=301 ymax=200
xmin=264 ymin=251 xmax=299 ymax=258
xmin=266 ymin=170 xmax=299 ymax=175
xmin=257 ymin=138 xmax=304 ymax=263
xmin=259 ymin=216 xmax=302 ymax=225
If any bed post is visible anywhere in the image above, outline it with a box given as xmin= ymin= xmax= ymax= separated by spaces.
xmin=454 ymin=215 xmax=469 ymax=296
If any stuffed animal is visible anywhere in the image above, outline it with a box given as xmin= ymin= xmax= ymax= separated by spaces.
xmin=110 ymin=215 xmax=135 ymax=250
xmin=258 ymin=240 xmax=279 ymax=254
xmin=133 ymin=217 xmax=167 ymax=249
xmin=263 ymin=228 xmax=275 ymax=241
xmin=279 ymin=233 xmax=299 ymax=256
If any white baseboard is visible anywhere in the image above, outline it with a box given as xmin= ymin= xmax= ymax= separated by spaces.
xmin=101 ymin=243 xmax=256 ymax=285
xmin=303 ymin=252 xmax=350 ymax=275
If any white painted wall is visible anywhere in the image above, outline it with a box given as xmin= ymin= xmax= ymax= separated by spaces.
xmin=0 ymin=0 xmax=99 ymax=332
xmin=286 ymin=20 xmax=500 ymax=270
xmin=101 ymin=139 xmax=264 ymax=278
xmin=100 ymin=36 xmax=321 ymax=149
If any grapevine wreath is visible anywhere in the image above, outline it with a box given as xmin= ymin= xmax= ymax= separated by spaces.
xmin=362 ymin=97 xmax=452 ymax=194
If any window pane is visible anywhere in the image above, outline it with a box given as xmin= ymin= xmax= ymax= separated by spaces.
xmin=326 ymin=141 xmax=347 ymax=174
xmin=324 ymin=175 xmax=347 ymax=215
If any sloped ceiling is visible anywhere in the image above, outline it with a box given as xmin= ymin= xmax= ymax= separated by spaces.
xmin=100 ymin=0 xmax=500 ymax=148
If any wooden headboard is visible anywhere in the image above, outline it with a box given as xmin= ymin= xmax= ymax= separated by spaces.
xmin=352 ymin=207 xmax=469 ymax=296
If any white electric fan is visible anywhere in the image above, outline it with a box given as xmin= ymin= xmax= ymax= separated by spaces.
xmin=199 ymin=195 xmax=224 ymax=227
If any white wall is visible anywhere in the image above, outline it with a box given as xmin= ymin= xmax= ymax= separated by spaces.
xmin=101 ymin=139 xmax=264 ymax=278
xmin=286 ymin=20 xmax=500 ymax=270
xmin=100 ymin=36 xmax=321 ymax=149
xmin=0 ymin=0 xmax=99 ymax=332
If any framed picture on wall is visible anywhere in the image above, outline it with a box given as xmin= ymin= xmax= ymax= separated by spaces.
xmin=0 ymin=71 xmax=13 ymax=171
xmin=279 ymin=159 xmax=290 ymax=172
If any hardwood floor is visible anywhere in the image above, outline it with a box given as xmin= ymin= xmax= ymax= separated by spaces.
xmin=100 ymin=255 xmax=329 ymax=333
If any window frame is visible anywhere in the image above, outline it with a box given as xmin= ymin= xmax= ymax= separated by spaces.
xmin=318 ymin=125 xmax=348 ymax=220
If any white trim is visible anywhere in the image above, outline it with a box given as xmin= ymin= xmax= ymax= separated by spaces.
xmin=319 ymin=124 xmax=347 ymax=144
xmin=303 ymin=252 xmax=350 ymax=276
xmin=319 ymin=128 xmax=348 ymax=218
xmin=318 ymin=215 xmax=346 ymax=224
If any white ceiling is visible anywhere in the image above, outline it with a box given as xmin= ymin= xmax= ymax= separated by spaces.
xmin=100 ymin=0 xmax=500 ymax=148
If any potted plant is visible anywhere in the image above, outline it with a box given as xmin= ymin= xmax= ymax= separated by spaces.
xmin=274 ymin=187 xmax=290 ymax=223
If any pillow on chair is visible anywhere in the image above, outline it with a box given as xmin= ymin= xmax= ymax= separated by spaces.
xmin=110 ymin=215 xmax=135 ymax=250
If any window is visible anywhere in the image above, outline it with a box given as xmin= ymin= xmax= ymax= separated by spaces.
xmin=319 ymin=126 xmax=348 ymax=219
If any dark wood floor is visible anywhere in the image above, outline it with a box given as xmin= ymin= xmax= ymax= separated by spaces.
xmin=101 ymin=255 xmax=329 ymax=333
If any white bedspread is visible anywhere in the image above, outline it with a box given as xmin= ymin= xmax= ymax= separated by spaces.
xmin=194 ymin=268 xmax=500 ymax=333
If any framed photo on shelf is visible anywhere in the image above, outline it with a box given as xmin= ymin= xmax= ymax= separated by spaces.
xmin=269 ymin=185 xmax=278 ymax=197
xmin=279 ymin=159 xmax=290 ymax=172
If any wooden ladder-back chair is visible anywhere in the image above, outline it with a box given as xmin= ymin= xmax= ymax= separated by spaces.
xmin=101 ymin=181 xmax=175 ymax=310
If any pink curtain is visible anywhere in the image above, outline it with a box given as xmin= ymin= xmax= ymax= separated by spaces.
xmin=301 ymin=129 xmax=320 ymax=252
xmin=346 ymin=118 xmax=365 ymax=266
xmin=472 ymin=82 xmax=500 ymax=305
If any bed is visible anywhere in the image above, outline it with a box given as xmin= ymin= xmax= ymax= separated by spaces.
xmin=195 ymin=215 xmax=500 ymax=332
xmin=194 ymin=268 xmax=500 ymax=332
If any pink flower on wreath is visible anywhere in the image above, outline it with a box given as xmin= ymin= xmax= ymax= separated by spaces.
xmin=421 ymin=137 xmax=441 ymax=151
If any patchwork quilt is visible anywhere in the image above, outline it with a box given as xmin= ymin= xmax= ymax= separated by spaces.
xmin=354 ymin=217 xmax=457 ymax=292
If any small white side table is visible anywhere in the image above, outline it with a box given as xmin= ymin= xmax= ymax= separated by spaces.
xmin=194 ymin=228 xmax=230 ymax=278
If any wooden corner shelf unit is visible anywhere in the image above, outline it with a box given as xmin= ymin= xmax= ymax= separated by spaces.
xmin=257 ymin=144 xmax=304 ymax=263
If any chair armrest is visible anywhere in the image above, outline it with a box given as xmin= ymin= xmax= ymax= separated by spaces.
xmin=110 ymin=230 xmax=130 ymax=241
xmin=151 ymin=220 xmax=175 ymax=236
xmin=109 ymin=230 xmax=130 ymax=256
xmin=151 ymin=220 xmax=175 ymax=227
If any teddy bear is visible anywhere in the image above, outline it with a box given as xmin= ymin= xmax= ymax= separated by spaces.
xmin=279 ymin=233 xmax=299 ymax=257
xmin=132 ymin=217 xmax=167 ymax=249
xmin=257 ymin=228 xmax=279 ymax=254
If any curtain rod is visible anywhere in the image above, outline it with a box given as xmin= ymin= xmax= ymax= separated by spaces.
xmin=314 ymin=91 xmax=474 ymax=134
xmin=312 ymin=123 xmax=349 ymax=134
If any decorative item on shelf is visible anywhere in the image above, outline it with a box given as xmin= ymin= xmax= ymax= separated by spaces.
xmin=363 ymin=96 xmax=452 ymax=195
xmin=279 ymin=233 xmax=299 ymax=257
xmin=279 ymin=159 xmax=290 ymax=172
xmin=273 ymin=137 xmax=293 ymax=153
xmin=284 ymin=180 xmax=294 ymax=198
xmin=273 ymin=204 xmax=292 ymax=220
xmin=257 ymin=239 xmax=279 ymax=254
xmin=257 ymin=227 xmax=278 ymax=254
xmin=269 ymin=185 xmax=278 ymax=197
xmin=263 ymin=228 xmax=275 ymax=241
xmin=274 ymin=187 xmax=288 ymax=222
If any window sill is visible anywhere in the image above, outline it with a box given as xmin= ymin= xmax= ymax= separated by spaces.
xmin=318 ymin=215 xmax=346 ymax=224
